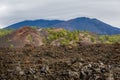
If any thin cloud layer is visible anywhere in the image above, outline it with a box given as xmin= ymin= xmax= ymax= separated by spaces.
xmin=0 ymin=0 xmax=120 ymax=28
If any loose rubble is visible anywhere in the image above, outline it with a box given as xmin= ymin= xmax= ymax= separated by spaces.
xmin=0 ymin=44 xmax=120 ymax=80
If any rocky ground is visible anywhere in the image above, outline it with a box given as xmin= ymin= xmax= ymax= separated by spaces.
xmin=0 ymin=44 xmax=120 ymax=80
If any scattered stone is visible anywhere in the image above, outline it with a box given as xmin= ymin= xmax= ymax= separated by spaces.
xmin=19 ymin=71 xmax=25 ymax=75
xmin=40 ymin=64 xmax=49 ymax=74
xmin=0 ymin=44 xmax=119 ymax=80
xmin=29 ymin=68 xmax=36 ymax=74
xmin=16 ymin=66 xmax=22 ymax=72
xmin=68 ymin=70 xmax=79 ymax=79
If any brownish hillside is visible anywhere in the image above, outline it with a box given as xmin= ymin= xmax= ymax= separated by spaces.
xmin=0 ymin=27 xmax=43 ymax=48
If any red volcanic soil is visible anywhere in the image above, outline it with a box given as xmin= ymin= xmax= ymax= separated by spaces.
xmin=0 ymin=27 xmax=43 ymax=48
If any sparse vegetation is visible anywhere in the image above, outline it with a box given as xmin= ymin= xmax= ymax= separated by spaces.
xmin=0 ymin=29 xmax=13 ymax=37
xmin=90 ymin=37 xmax=96 ymax=43
xmin=31 ymin=26 xmax=38 ymax=30
xmin=10 ymin=44 xmax=14 ymax=48
xmin=99 ymin=35 xmax=120 ymax=44
xmin=0 ymin=27 xmax=120 ymax=46
xmin=46 ymin=28 xmax=80 ymax=45
xmin=27 ymin=34 xmax=33 ymax=42
xmin=45 ymin=28 xmax=120 ymax=45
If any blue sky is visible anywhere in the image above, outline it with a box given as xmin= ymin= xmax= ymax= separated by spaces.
xmin=0 ymin=0 xmax=120 ymax=28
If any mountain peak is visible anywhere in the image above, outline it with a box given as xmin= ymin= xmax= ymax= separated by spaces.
xmin=71 ymin=17 xmax=90 ymax=20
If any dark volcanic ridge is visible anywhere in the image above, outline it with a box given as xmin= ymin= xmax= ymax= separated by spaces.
xmin=5 ymin=17 xmax=120 ymax=35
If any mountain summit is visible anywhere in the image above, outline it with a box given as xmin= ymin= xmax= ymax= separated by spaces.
xmin=5 ymin=17 xmax=120 ymax=35
xmin=53 ymin=17 xmax=120 ymax=35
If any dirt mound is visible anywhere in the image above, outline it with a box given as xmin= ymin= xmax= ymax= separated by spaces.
xmin=0 ymin=27 xmax=43 ymax=47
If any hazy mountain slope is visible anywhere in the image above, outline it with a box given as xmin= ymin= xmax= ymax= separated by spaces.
xmin=6 ymin=19 xmax=64 ymax=29
xmin=53 ymin=17 xmax=120 ymax=35
xmin=5 ymin=17 xmax=120 ymax=35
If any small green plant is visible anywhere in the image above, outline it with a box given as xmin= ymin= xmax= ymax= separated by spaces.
xmin=0 ymin=29 xmax=13 ymax=37
xmin=99 ymin=34 xmax=120 ymax=44
xmin=6 ymin=38 xmax=12 ymax=42
xmin=46 ymin=29 xmax=80 ymax=45
xmin=10 ymin=44 xmax=14 ymax=48
xmin=90 ymin=37 xmax=95 ymax=42
xmin=31 ymin=26 xmax=38 ymax=30
xmin=61 ymin=38 xmax=70 ymax=45
xmin=27 ymin=34 xmax=33 ymax=42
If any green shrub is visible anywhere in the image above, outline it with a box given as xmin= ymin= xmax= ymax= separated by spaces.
xmin=0 ymin=29 xmax=13 ymax=37
xmin=27 ymin=34 xmax=33 ymax=42
xmin=46 ymin=29 xmax=80 ymax=44
xmin=61 ymin=38 xmax=70 ymax=45
xmin=99 ymin=35 xmax=120 ymax=44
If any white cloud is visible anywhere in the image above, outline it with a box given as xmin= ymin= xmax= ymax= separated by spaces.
xmin=0 ymin=5 xmax=10 ymax=16
xmin=0 ymin=0 xmax=120 ymax=28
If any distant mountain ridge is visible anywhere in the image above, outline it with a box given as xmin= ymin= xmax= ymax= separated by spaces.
xmin=53 ymin=17 xmax=120 ymax=35
xmin=6 ymin=19 xmax=64 ymax=29
xmin=5 ymin=17 xmax=120 ymax=35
